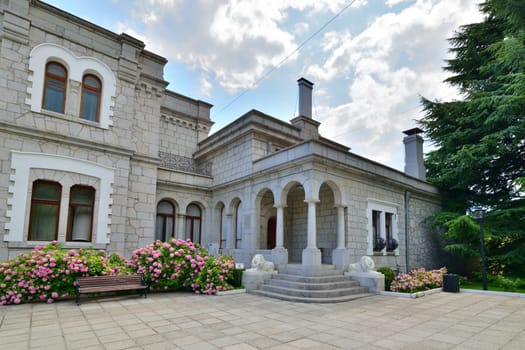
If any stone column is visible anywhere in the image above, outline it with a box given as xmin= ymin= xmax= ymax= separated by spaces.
xmin=176 ymin=214 xmax=186 ymax=240
xmin=272 ymin=204 xmax=288 ymax=269
xmin=226 ymin=214 xmax=234 ymax=249
xmin=302 ymin=199 xmax=321 ymax=275
xmin=306 ymin=200 xmax=318 ymax=249
xmin=332 ymin=205 xmax=350 ymax=270
xmin=379 ymin=211 xmax=386 ymax=254
xmin=336 ymin=205 xmax=345 ymax=249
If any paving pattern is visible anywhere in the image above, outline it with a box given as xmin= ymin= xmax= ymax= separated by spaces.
xmin=0 ymin=291 xmax=524 ymax=349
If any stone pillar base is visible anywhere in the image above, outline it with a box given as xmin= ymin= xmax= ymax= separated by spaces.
xmin=302 ymin=248 xmax=322 ymax=275
xmin=344 ymin=271 xmax=385 ymax=293
xmin=271 ymin=247 xmax=288 ymax=269
xmin=242 ymin=270 xmax=277 ymax=291
xmin=332 ymin=248 xmax=350 ymax=270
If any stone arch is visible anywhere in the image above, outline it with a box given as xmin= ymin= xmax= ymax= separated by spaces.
xmin=185 ymin=201 xmax=204 ymax=244
xmin=316 ymin=182 xmax=338 ymax=264
xmin=27 ymin=43 xmax=116 ymax=128
xmin=155 ymin=198 xmax=177 ymax=242
xmin=214 ymin=201 xmax=226 ymax=250
xmin=320 ymin=180 xmax=343 ymax=206
xmin=229 ymin=197 xmax=243 ymax=249
xmin=280 ymin=180 xmax=304 ymax=205
xmin=255 ymin=188 xmax=276 ymax=249
xmin=282 ymin=180 xmax=307 ymax=263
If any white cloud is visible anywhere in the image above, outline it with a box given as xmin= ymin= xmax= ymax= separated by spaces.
xmin=118 ymin=0 xmax=353 ymax=94
xmin=199 ymin=74 xmax=213 ymax=97
xmin=311 ymin=0 xmax=483 ymax=168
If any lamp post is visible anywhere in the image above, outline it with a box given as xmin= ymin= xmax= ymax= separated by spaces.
xmin=474 ymin=208 xmax=488 ymax=290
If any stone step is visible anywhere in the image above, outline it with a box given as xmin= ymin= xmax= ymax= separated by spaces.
xmin=279 ymin=265 xmax=344 ymax=277
xmin=259 ymin=284 xmax=369 ymax=298
xmin=270 ymin=273 xmax=350 ymax=284
xmin=266 ymin=278 xmax=360 ymax=290
xmin=251 ymin=290 xmax=373 ymax=304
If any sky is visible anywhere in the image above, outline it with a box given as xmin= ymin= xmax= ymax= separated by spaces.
xmin=43 ymin=0 xmax=484 ymax=171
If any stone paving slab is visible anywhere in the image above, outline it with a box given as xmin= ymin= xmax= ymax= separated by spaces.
xmin=1 ymin=291 xmax=524 ymax=349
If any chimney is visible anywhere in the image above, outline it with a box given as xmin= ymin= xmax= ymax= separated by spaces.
xmin=298 ymin=78 xmax=314 ymax=118
xmin=291 ymin=78 xmax=319 ymax=139
xmin=403 ymin=128 xmax=426 ymax=180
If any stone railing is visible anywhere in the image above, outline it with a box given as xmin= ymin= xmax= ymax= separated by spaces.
xmin=158 ymin=152 xmax=212 ymax=176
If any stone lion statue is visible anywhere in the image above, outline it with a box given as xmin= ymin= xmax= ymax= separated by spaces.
xmin=248 ymin=254 xmax=275 ymax=272
xmin=348 ymin=256 xmax=376 ymax=273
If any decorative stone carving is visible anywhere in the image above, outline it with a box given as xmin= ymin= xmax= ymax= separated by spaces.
xmin=247 ymin=254 xmax=275 ymax=272
xmin=158 ymin=151 xmax=212 ymax=176
xmin=345 ymin=256 xmax=384 ymax=293
xmin=348 ymin=256 xmax=376 ymax=273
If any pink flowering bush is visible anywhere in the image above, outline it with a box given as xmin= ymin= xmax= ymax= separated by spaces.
xmin=1 ymin=239 xmax=236 ymax=306
xmin=193 ymin=254 xmax=234 ymax=294
xmin=130 ymin=239 xmax=234 ymax=294
xmin=390 ymin=267 xmax=447 ymax=293
xmin=0 ymin=241 xmax=132 ymax=305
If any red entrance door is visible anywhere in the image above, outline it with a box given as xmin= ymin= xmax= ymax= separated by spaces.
xmin=267 ymin=216 xmax=276 ymax=249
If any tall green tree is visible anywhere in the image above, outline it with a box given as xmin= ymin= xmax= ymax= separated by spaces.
xmin=420 ymin=0 xmax=525 ymax=276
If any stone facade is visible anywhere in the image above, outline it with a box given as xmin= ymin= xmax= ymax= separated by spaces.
xmin=0 ymin=0 xmax=442 ymax=273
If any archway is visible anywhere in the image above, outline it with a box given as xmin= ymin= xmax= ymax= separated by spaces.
xmin=267 ymin=216 xmax=276 ymax=249
xmin=283 ymin=182 xmax=306 ymax=263
xmin=316 ymin=183 xmax=338 ymax=264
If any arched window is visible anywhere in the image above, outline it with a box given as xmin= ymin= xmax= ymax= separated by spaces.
xmin=67 ymin=185 xmax=95 ymax=242
xmin=234 ymin=201 xmax=242 ymax=248
xmin=185 ymin=204 xmax=201 ymax=244
xmin=81 ymin=74 xmax=101 ymax=122
xmin=218 ymin=204 xmax=225 ymax=249
xmin=42 ymin=62 xmax=67 ymax=113
xmin=28 ymin=180 xmax=61 ymax=241
xmin=156 ymin=200 xmax=175 ymax=242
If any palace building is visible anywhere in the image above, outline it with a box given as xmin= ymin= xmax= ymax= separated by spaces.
xmin=0 ymin=0 xmax=441 ymax=275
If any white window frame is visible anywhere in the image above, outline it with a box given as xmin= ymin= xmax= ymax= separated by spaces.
xmin=366 ymin=200 xmax=399 ymax=256
xmin=26 ymin=43 xmax=116 ymax=129
xmin=6 ymin=152 xmax=114 ymax=244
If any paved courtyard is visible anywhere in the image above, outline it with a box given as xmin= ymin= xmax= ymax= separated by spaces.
xmin=0 ymin=291 xmax=524 ymax=350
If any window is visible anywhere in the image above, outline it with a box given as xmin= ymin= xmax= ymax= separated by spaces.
xmin=218 ymin=205 xmax=225 ymax=249
xmin=185 ymin=204 xmax=201 ymax=244
xmin=81 ymin=74 xmax=101 ymax=122
xmin=368 ymin=201 xmax=398 ymax=256
xmin=372 ymin=210 xmax=384 ymax=252
xmin=42 ymin=62 xmax=67 ymax=113
xmin=67 ymin=186 xmax=95 ymax=242
xmin=385 ymin=213 xmax=398 ymax=252
xmin=156 ymin=200 xmax=175 ymax=242
xmin=234 ymin=201 xmax=242 ymax=249
xmin=28 ymin=180 xmax=61 ymax=241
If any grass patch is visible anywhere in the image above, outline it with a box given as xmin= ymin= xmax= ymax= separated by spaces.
xmin=460 ymin=279 xmax=525 ymax=293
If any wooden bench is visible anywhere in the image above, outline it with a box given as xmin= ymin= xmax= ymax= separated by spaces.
xmin=75 ymin=274 xmax=149 ymax=305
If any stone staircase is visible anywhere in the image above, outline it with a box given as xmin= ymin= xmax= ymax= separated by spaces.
xmin=251 ymin=265 xmax=372 ymax=303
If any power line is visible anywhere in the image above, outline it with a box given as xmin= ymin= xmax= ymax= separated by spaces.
xmin=216 ymin=0 xmax=357 ymax=116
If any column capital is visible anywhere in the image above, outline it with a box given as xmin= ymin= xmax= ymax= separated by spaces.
xmin=274 ymin=203 xmax=287 ymax=209
xmin=304 ymin=198 xmax=320 ymax=204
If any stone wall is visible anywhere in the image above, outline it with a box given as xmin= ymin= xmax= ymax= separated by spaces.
xmin=316 ymin=184 xmax=337 ymax=264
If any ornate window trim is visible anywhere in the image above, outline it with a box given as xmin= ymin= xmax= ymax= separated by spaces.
xmin=26 ymin=43 xmax=115 ymax=128
xmin=6 ymin=152 xmax=114 ymax=244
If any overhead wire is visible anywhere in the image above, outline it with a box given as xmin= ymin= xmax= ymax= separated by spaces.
xmin=215 ymin=0 xmax=357 ymax=116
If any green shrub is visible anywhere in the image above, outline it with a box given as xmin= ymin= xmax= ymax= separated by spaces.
xmin=494 ymin=275 xmax=518 ymax=292
xmin=1 ymin=239 xmax=236 ymax=305
xmin=377 ymin=267 xmax=396 ymax=291
xmin=390 ymin=267 xmax=447 ymax=293
xmin=130 ymin=239 xmax=234 ymax=294
xmin=0 ymin=242 xmax=132 ymax=305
